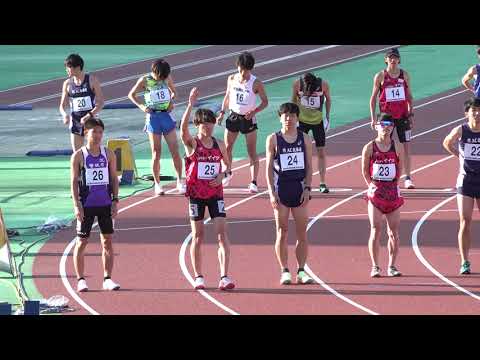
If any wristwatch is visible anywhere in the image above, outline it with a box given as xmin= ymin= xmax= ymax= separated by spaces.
xmin=112 ymin=197 xmax=119 ymax=203
xmin=304 ymin=186 xmax=311 ymax=191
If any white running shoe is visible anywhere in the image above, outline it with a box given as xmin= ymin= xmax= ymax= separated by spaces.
xmin=280 ymin=271 xmax=292 ymax=285
xmin=387 ymin=266 xmax=402 ymax=277
xmin=177 ymin=179 xmax=186 ymax=194
xmin=370 ymin=266 xmax=381 ymax=278
xmin=77 ymin=279 xmax=88 ymax=293
xmin=404 ymin=179 xmax=415 ymax=189
xmin=154 ymin=183 xmax=164 ymax=196
xmin=194 ymin=276 xmax=205 ymax=290
xmin=102 ymin=278 xmax=120 ymax=291
xmin=218 ymin=276 xmax=235 ymax=290
xmin=248 ymin=182 xmax=258 ymax=193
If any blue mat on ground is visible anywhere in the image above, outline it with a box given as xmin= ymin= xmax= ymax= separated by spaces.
xmin=26 ymin=149 xmax=73 ymax=157
xmin=0 ymin=105 xmax=33 ymax=110
xmin=103 ymin=103 xmax=137 ymax=110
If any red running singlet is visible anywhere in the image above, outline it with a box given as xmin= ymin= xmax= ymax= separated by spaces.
xmin=367 ymin=140 xmax=404 ymax=214
xmin=379 ymin=69 xmax=409 ymax=120
xmin=185 ymin=137 xmax=224 ymax=199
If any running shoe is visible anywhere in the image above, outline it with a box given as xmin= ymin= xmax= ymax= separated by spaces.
xmin=177 ymin=179 xmax=186 ymax=194
xmin=154 ymin=183 xmax=164 ymax=196
xmin=460 ymin=261 xmax=471 ymax=275
xmin=194 ymin=276 xmax=205 ymax=290
xmin=102 ymin=278 xmax=121 ymax=291
xmin=296 ymin=270 xmax=314 ymax=284
xmin=370 ymin=266 xmax=381 ymax=278
xmin=280 ymin=271 xmax=292 ymax=285
xmin=387 ymin=266 xmax=402 ymax=277
xmin=319 ymin=184 xmax=330 ymax=194
xmin=404 ymin=179 xmax=415 ymax=189
xmin=218 ymin=276 xmax=235 ymax=290
xmin=248 ymin=182 xmax=258 ymax=193
xmin=77 ymin=279 xmax=88 ymax=293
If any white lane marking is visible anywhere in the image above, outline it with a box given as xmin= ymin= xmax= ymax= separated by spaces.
xmin=305 ymin=155 xmax=455 ymax=314
xmin=412 ymin=195 xmax=480 ymax=302
xmin=61 ymin=79 xmax=464 ymax=314
xmin=104 ymin=46 xmax=341 ymax=104
xmin=59 ymin=153 xmax=278 ymax=315
xmin=11 ymin=45 xmax=332 ymax=106
xmin=2 ymin=45 xmax=213 ymax=94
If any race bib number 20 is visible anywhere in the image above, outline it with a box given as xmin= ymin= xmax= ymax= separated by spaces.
xmin=72 ymin=96 xmax=93 ymax=112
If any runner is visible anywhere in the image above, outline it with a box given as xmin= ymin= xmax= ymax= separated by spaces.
xmin=59 ymin=53 xmax=104 ymax=152
xmin=443 ymin=97 xmax=480 ymax=275
xmin=181 ymin=87 xmax=235 ymax=291
xmin=361 ymin=114 xmax=405 ymax=278
xmin=266 ymin=102 xmax=314 ymax=285
xmin=70 ymin=118 xmax=120 ymax=292
xmin=370 ymin=47 xmax=415 ymax=189
xmin=128 ymin=58 xmax=186 ymax=196
xmin=292 ymin=72 xmax=332 ymax=193
xmin=461 ymin=46 xmax=480 ymax=97
xmin=216 ymin=51 xmax=268 ymax=193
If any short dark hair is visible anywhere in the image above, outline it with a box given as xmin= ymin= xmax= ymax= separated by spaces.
xmin=464 ymin=97 xmax=480 ymax=113
xmin=151 ymin=59 xmax=171 ymax=80
xmin=278 ymin=102 xmax=300 ymax=117
xmin=84 ymin=117 xmax=105 ymax=131
xmin=236 ymin=52 xmax=255 ymax=70
xmin=193 ymin=108 xmax=216 ymax=126
xmin=64 ymin=54 xmax=84 ymax=70
xmin=476 ymin=46 xmax=480 ymax=56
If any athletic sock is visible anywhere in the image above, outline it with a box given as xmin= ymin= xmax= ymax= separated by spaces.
xmin=221 ymin=275 xmax=228 ymax=280
xmin=78 ymin=277 xmax=85 ymax=282
xmin=297 ymin=268 xmax=305 ymax=274
xmin=405 ymin=176 xmax=411 ymax=180
xmin=104 ymin=276 xmax=111 ymax=281
xmin=251 ymin=180 xmax=257 ymax=185
xmin=282 ymin=268 xmax=290 ymax=273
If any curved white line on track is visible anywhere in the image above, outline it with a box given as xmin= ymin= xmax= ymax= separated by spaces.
xmin=60 ymin=75 xmax=467 ymax=314
xmin=304 ymin=155 xmax=455 ymax=314
xmin=411 ymin=195 xmax=480 ymax=302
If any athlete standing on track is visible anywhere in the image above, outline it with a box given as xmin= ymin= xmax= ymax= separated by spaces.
xmin=60 ymin=54 xmax=104 ymax=152
xmin=216 ymin=51 xmax=269 ymax=193
xmin=128 ymin=59 xmax=186 ymax=196
xmin=362 ymin=114 xmax=405 ymax=278
xmin=292 ymin=72 xmax=332 ymax=193
xmin=443 ymin=97 xmax=480 ymax=275
xmin=370 ymin=48 xmax=415 ymax=189
xmin=70 ymin=118 xmax=120 ymax=292
xmin=181 ymin=87 xmax=235 ymax=291
xmin=461 ymin=46 xmax=480 ymax=97
xmin=266 ymin=102 xmax=314 ymax=285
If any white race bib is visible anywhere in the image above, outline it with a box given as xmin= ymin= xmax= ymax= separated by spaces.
xmin=280 ymin=152 xmax=305 ymax=171
xmin=234 ymin=90 xmax=249 ymax=105
xmin=148 ymin=88 xmax=171 ymax=104
xmin=372 ymin=163 xmax=396 ymax=181
xmin=197 ymin=162 xmax=220 ymax=179
xmin=85 ymin=167 xmax=109 ymax=186
xmin=72 ymin=96 xmax=93 ymax=112
xmin=385 ymin=85 xmax=406 ymax=102
xmin=300 ymin=96 xmax=321 ymax=109
xmin=464 ymin=143 xmax=480 ymax=161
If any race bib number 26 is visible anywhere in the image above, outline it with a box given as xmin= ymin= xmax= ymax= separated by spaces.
xmin=85 ymin=168 xmax=109 ymax=186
